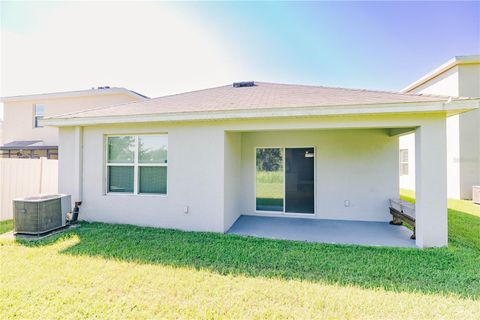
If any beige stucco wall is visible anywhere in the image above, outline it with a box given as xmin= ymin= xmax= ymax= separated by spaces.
xmin=57 ymin=113 xmax=449 ymax=247
xmin=70 ymin=122 xmax=226 ymax=232
xmin=2 ymin=93 xmax=139 ymax=146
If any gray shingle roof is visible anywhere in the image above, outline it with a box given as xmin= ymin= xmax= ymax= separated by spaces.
xmin=48 ymin=82 xmax=461 ymax=120
xmin=3 ymin=140 xmax=43 ymax=147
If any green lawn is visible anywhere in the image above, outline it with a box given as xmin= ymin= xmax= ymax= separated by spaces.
xmin=1 ymin=194 xmax=479 ymax=319
xmin=0 ymin=219 xmax=13 ymax=235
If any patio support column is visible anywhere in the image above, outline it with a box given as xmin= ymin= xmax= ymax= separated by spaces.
xmin=415 ymin=118 xmax=448 ymax=248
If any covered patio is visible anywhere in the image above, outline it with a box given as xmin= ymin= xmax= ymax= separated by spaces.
xmin=227 ymin=215 xmax=416 ymax=248
xmin=223 ymin=119 xmax=450 ymax=248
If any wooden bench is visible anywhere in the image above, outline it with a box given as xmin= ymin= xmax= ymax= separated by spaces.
xmin=389 ymin=199 xmax=416 ymax=239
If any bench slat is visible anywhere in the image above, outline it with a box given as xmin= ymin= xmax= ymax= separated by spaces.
xmin=389 ymin=198 xmax=415 ymax=219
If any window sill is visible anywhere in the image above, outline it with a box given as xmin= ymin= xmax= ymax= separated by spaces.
xmin=104 ymin=193 xmax=168 ymax=197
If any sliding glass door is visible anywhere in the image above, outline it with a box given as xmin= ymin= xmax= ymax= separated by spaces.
xmin=255 ymin=148 xmax=284 ymax=211
xmin=285 ymin=148 xmax=315 ymax=213
xmin=256 ymin=147 xmax=315 ymax=214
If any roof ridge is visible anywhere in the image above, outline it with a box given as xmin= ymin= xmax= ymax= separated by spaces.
xmin=147 ymin=83 xmax=232 ymax=101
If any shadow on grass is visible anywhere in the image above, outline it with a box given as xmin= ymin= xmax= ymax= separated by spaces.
xmin=17 ymin=213 xmax=480 ymax=300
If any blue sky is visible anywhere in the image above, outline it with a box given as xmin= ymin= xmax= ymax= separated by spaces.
xmin=1 ymin=1 xmax=479 ymax=102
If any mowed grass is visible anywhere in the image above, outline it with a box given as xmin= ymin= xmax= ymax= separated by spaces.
xmin=1 ymin=192 xmax=479 ymax=319
xmin=400 ymin=189 xmax=480 ymax=251
xmin=0 ymin=219 xmax=13 ymax=235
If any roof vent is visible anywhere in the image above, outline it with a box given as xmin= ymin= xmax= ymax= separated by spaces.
xmin=233 ymin=81 xmax=255 ymax=88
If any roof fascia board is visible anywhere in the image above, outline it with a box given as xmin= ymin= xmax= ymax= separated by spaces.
xmin=40 ymin=99 xmax=480 ymax=127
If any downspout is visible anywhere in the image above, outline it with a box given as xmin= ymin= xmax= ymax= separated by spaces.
xmin=73 ymin=126 xmax=83 ymax=221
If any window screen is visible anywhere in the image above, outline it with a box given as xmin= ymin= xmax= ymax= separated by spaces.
xmin=108 ymin=166 xmax=134 ymax=193
xmin=139 ymin=167 xmax=167 ymax=194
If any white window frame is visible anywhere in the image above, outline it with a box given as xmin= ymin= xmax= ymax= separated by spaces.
xmin=105 ymin=134 xmax=168 ymax=196
xmin=399 ymin=149 xmax=409 ymax=176
xmin=34 ymin=104 xmax=45 ymax=128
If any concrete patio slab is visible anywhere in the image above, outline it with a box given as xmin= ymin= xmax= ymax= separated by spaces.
xmin=227 ymin=215 xmax=416 ymax=248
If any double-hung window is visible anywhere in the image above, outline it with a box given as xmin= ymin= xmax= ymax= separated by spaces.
xmin=34 ymin=104 xmax=45 ymax=128
xmin=106 ymin=134 xmax=168 ymax=195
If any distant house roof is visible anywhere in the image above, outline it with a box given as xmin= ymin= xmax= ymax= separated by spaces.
xmin=0 ymin=87 xmax=149 ymax=103
xmin=0 ymin=140 xmax=57 ymax=150
xmin=42 ymin=82 xmax=479 ymax=127
xmin=401 ymin=55 xmax=480 ymax=93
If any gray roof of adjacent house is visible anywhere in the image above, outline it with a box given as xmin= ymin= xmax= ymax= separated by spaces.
xmin=0 ymin=87 xmax=149 ymax=103
xmin=0 ymin=140 xmax=57 ymax=150
xmin=3 ymin=140 xmax=43 ymax=147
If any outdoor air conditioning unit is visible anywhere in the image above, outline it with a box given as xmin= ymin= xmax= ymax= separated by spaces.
xmin=473 ymin=186 xmax=480 ymax=205
xmin=13 ymin=194 xmax=72 ymax=235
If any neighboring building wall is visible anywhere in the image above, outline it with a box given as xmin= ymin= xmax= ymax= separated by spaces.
xmin=400 ymin=63 xmax=480 ymax=199
xmin=446 ymin=115 xmax=461 ymax=198
xmin=410 ymin=66 xmax=459 ymax=96
xmin=2 ymin=93 xmax=139 ymax=146
xmin=457 ymin=65 xmax=480 ymax=199
xmin=399 ymin=132 xmax=415 ymax=191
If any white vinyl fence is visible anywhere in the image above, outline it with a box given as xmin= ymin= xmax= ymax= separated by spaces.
xmin=0 ymin=158 xmax=58 ymax=220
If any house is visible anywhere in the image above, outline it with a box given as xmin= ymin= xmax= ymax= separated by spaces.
xmin=0 ymin=87 xmax=148 ymax=159
xmin=41 ymin=82 xmax=480 ymax=248
xmin=399 ymin=55 xmax=480 ymax=199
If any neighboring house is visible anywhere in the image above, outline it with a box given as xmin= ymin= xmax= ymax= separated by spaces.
xmin=0 ymin=87 xmax=148 ymax=159
xmin=42 ymin=82 xmax=480 ymax=248
xmin=399 ymin=55 xmax=480 ymax=199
